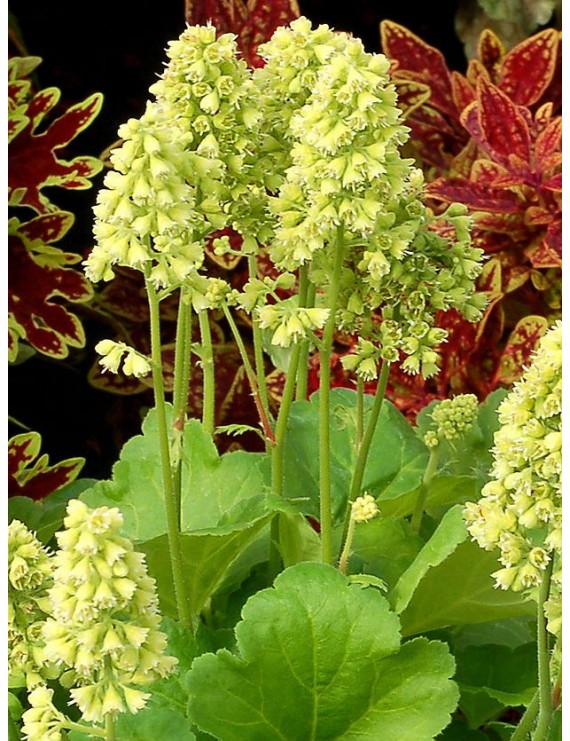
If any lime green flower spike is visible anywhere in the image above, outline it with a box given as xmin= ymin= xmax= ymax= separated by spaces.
xmin=463 ymin=321 xmax=562 ymax=635
xmin=423 ymin=393 xmax=479 ymax=449
xmin=41 ymin=500 xmax=177 ymax=724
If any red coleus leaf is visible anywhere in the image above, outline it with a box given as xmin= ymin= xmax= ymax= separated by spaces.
xmin=462 ymin=77 xmax=531 ymax=170
xmin=534 ymin=116 xmax=562 ymax=178
xmin=8 ymin=431 xmax=84 ymax=500
xmin=426 ymin=177 xmax=520 ymax=213
xmin=8 ymin=213 xmax=93 ymax=360
xmin=450 ymin=72 xmax=475 ymax=113
xmin=498 ymin=29 xmax=559 ymax=107
xmin=380 ymin=21 xmax=456 ymax=119
xmin=494 ymin=315 xmax=548 ymax=386
xmin=8 ymin=56 xmax=103 ymax=213
xmin=185 ymin=0 xmax=300 ymax=67
xmin=392 ymin=80 xmax=431 ymax=118
xmin=476 ymin=29 xmax=504 ymax=82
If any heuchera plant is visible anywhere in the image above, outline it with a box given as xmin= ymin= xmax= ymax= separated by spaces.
xmin=8 ymin=16 xmax=561 ymax=741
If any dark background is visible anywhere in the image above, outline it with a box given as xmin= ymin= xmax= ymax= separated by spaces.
xmin=8 ymin=0 xmax=466 ymax=478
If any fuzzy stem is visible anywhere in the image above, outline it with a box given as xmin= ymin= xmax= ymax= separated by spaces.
xmin=171 ymin=293 xmax=193 ymax=523
xmin=268 ymin=341 xmax=303 ymax=578
xmin=222 ymin=304 xmax=275 ymax=443
xmin=338 ymin=516 xmax=356 ymax=575
xmin=410 ymin=446 xmax=440 ymax=534
xmin=356 ymin=377 xmax=365 ymax=453
xmin=146 ymin=277 xmax=192 ymax=628
xmin=198 ymin=309 xmax=215 ymax=436
xmin=510 ymin=691 xmax=540 ymax=741
xmin=105 ymin=715 xmax=116 ymax=741
xmin=533 ymin=559 xmax=554 ymax=740
xmin=319 ymin=229 xmax=345 ymax=565
xmin=340 ymin=360 xmax=390 ymax=549
xmin=247 ymin=255 xmax=272 ymax=425
xmin=295 ymin=267 xmax=314 ymax=401
xmin=61 ymin=720 xmax=107 ymax=738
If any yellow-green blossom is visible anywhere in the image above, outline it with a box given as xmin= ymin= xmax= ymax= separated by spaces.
xmin=21 ymin=685 xmax=66 ymax=741
xmin=351 ymin=495 xmax=380 ymax=523
xmin=423 ymin=394 xmax=479 ymax=448
xmin=256 ymin=304 xmax=329 ymax=348
xmin=463 ymin=321 xmax=562 ymax=635
xmin=94 ymin=340 xmax=151 ymax=378
xmin=8 ymin=521 xmax=55 ymax=688
xmin=42 ymin=500 xmax=177 ymax=723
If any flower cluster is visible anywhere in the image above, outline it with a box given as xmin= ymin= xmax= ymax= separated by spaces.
xmin=256 ymin=303 xmax=329 ymax=348
xmin=94 ymin=339 xmax=152 ymax=378
xmin=463 ymin=322 xmax=562 ymax=633
xmin=423 ymin=394 xmax=479 ymax=449
xmin=86 ymin=25 xmax=264 ymax=291
xmin=20 ymin=685 xmax=66 ymax=741
xmin=351 ymin=494 xmax=380 ymax=524
xmin=8 ymin=521 xmax=55 ymax=688
xmin=41 ymin=500 xmax=177 ymax=723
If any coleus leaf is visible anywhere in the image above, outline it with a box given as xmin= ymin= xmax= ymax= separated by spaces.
xmin=494 ymin=315 xmax=548 ymax=386
xmin=185 ymin=0 xmax=300 ymax=67
xmin=476 ymin=28 xmax=504 ymax=81
xmin=380 ymin=21 xmax=456 ymax=118
xmin=8 ymin=213 xmax=93 ymax=360
xmin=462 ymin=77 xmax=531 ymax=170
xmin=498 ymin=28 xmax=559 ymax=106
xmin=8 ymin=56 xmax=103 ymax=213
xmin=8 ymin=431 xmax=84 ymax=500
xmin=186 ymin=562 xmax=459 ymax=740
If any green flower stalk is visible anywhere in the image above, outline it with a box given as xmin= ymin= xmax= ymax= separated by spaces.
xmin=41 ymin=500 xmax=177 ymax=725
xmin=8 ymin=521 xmax=56 ymax=689
xmin=463 ymin=321 xmax=562 ymax=613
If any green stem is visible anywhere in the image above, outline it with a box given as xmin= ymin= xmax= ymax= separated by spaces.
xmin=60 ymin=720 xmax=107 ymax=739
xmin=222 ymin=304 xmax=275 ymax=443
xmin=146 ymin=277 xmax=192 ymax=628
xmin=268 ymin=341 xmax=303 ymax=578
xmin=533 ymin=560 xmax=554 ymax=740
xmin=171 ymin=293 xmax=193 ymax=523
xmin=410 ymin=446 xmax=440 ymax=534
xmin=105 ymin=715 xmax=116 ymax=741
xmin=319 ymin=229 xmax=346 ymax=565
xmin=248 ymin=255 xmax=272 ymax=425
xmin=340 ymin=360 xmax=390 ymax=550
xmin=510 ymin=691 xmax=540 ymax=741
xmin=295 ymin=268 xmax=315 ymax=401
xmin=338 ymin=516 xmax=356 ymax=575
xmin=356 ymin=377 xmax=365 ymax=453
xmin=198 ymin=309 xmax=215 ymax=436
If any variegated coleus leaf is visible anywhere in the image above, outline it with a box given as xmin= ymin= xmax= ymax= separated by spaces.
xmin=185 ymin=0 xmax=300 ymax=67
xmin=494 ymin=315 xmax=549 ymax=386
xmin=8 ymin=213 xmax=93 ymax=360
xmin=8 ymin=431 xmax=84 ymax=500
xmin=8 ymin=56 xmax=103 ymax=214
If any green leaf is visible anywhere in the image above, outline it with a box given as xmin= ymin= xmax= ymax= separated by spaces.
xmin=438 ymin=718 xmax=489 ymax=740
xmin=397 ymin=539 xmax=535 ymax=637
xmin=452 ymin=617 xmax=536 ymax=651
xmin=388 ymin=506 xmax=534 ymax=635
xmin=116 ymin=708 xmax=196 ymax=740
xmin=547 ymin=708 xmax=562 ymax=741
xmin=350 ymin=516 xmax=424 ymax=590
xmin=391 ymin=505 xmax=468 ymax=615
xmin=186 ymin=562 xmax=459 ymax=740
xmin=81 ymin=408 xmax=277 ymax=616
xmin=282 ymin=389 xmax=428 ymax=523
xmin=277 ymin=511 xmax=321 ymax=567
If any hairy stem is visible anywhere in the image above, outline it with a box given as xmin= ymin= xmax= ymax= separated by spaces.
xmin=510 ymin=691 xmax=540 ymax=741
xmin=295 ymin=268 xmax=315 ymax=401
xmin=222 ymin=303 xmax=274 ymax=443
xmin=268 ymin=341 xmax=303 ymax=578
xmin=356 ymin=377 xmax=365 ymax=453
xmin=340 ymin=361 xmax=390 ymax=549
xmin=410 ymin=446 xmax=440 ymax=534
xmin=198 ymin=309 xmax=215 ymax=436
xmin=319 ymin=229 xmax=345 ymax=565
xmin=146 ymin=277 xmax=192 ymax=628
xmin=105 ymin=715 xmax=116 ymax=741
xmin=338 ymin=515 xmax=356 ymax=575
xmin=247 ymin=255 xmax=272 ymax=426
xmin=171 ymin=293 xmax=193 ymax=523
xmin=61 ymin=720 xmax=107 ymax=739
xmin=533 ymin=559 xmax=554 ymax=740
